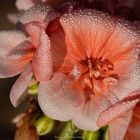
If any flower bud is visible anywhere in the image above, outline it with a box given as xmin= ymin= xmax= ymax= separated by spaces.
xmin=35 ymin=115 xmax=55 ymax=135
xmin=28 ymin=79 xmax=38 ymax=96
xmin=82 ymin=130 xmax=100 ymax=140
xmin=58 ymin=121 xmax=78 ymax=140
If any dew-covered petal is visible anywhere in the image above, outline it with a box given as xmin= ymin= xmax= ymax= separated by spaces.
xmin=19 ymin=5 xmax=52 ymax=24
xmin=97 ymin=90 xmax=140 ymax=127
xmin=124 ymin=104 xmax=140 ymax=140
xmin=109 ymin=111 xmax=133 ymax=140
xmin=10 ymin=63 xmax=33 ymax=107
xmin=25 ymin=22 xmax=42 ymax=48
xmin=110 ymin=56 xmax=140 ymax=100
xmin=60 ymin=9 xmax=116 ymax=60
xmin=50 ymin=27 xmax=68 ymax=72
xmin=60 ymin=10 xmax=140 ymax=100
xmin=72 ymin=94 xmax=112 ymax=131
xmin=32 ymin=30 xmax=53 ymax=81
xmin=38 ymin=73 xmax=85 ymax=121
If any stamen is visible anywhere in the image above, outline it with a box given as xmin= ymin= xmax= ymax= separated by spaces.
xmin=72 ymin=57 xmax=119 ymax=95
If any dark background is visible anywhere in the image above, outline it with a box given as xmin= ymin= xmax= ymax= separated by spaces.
xmin=0 ymin=1 xmax=26 ymax=139
xmin=0 ymin=0 xmax=140 ymax=140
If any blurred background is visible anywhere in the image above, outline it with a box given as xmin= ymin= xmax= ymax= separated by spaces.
xmin=0 ymin=0 xmax=140 ymax=140
xmin=0 ymin=1 xmax=24 ymax=140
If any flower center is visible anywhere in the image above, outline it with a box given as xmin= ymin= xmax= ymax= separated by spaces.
xmin=72 ymin=57 xmax=119 ymax=95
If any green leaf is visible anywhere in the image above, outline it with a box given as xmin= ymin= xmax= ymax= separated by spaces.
xmin=35 ymin=115 xmax=55 ymax=135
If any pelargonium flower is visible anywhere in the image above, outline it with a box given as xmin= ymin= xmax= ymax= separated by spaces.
xmin=38 ymin=9 xmax=140 ymax=132
xmin=0 ymin=4 xmax=56 ymax=107
xmin=1 ymin=1 xmax=140 ymax=139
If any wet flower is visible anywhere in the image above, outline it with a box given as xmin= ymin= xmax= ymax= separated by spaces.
xmin=38 ymin=9 xmax=140 ymax=132
xmin=1 ymin=1 xmax=140 ymax=139
xmin=0 ymin=4 xmax=56 ymax=107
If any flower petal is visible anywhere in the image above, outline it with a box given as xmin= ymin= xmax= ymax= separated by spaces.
xmin=110 ymin=58 xmax=140 ymax=100
xmin=10 ymin=63 xmax=33 ymax=107
xmin=124 ymin=104 xmax=140 ymax=140
xmin=8 ymin=41 xmax=35 ymax=59
xmin=50 ymin=27 xmax=67 ymax=72
xmin=38 ymin=73 xmax=85 ymax=121
xmin=60 ymin=9 xmax=116 ymax=59
xmin=32 ymin=30 xmax=53 ymax=81
xmin=0 ymin=30 xmax=27 ymax=56
xmin=0 ymin=41 xmax=34 ymax=78
xmin=72 ymin=94 xmax=112 ymax=131
xmin=19 ymin=5 xmax=52 ymax=24
xmin=0 ymin=30 xmax=32 ymax=78
xmin=109 ymin=111 xmax=133 ymax=140
xmin=25 ymin=22 xmax=42 ymax=48
xmin=97 ymin=90 xmax=140 ymax=127
xmin=16 ymin=0 xmax=36 ymax=11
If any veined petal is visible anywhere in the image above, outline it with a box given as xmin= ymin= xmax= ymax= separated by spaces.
xmin=97 ymin=90 xmax=140 ymax=127
xmin=60 ymin=9 xmax=116 ymax=60
xmin=109 ymin=111 xmax=133 ymax=140
xmin=10 ymin=63 xmax=33 ymax=107
xmin=32 ymin=30 xmax=53 ymax=81
xmin=38 ymin=73 xmax=85 ymax=121
xmin=110 ymin=58 xmax=140 ymax=100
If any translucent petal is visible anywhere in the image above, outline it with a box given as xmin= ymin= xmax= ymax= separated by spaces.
xmin=10 ymin=63 xmax=33 ymax=107
xmin=97 ymin=90 xmax=140 ymax=127
xmin=73 ymin=95 xmax=111 ymax=131
xmin=38 ymin=73 xmax=85 ymax=121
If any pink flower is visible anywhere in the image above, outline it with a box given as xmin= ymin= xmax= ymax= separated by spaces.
xmin=37 ymin=9 xmax=140 ymax=133
xmin=0 ymin=5 xmax=56 ymax=107
xmin=1 ymin=1 xmax=140 ymax=138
